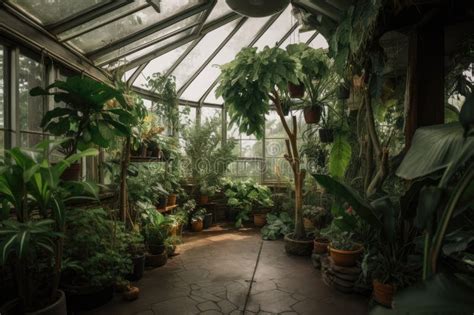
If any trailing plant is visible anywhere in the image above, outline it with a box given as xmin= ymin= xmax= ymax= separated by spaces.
xmin=30 ymin=76 xmax=136 ymax=157
xmin=222 ymin=178 xmax=273 ymax=228
xmin=0 ymin=139 xmax=98 ymax=311
xmin=261 ymin=212 xmax=294 ymax=240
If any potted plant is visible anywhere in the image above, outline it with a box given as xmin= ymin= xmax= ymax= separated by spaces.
xmin=313 ymin=235 xmax=331 ymax=254
xmin=61 ymin=207 xmax=132 ymax=312
xmin=0 ymin=140 xmax=98 ymax=314
xmin=123 ymin=232 xmax=146 ymax=282
xmin=30 ymin=76 xmax=135 ymax=180
xmin=288 ymin=80 xmax=305 ymax=98
xmin=198 ymin=183 xmax=218 ymax=205
xmin=166 ymin=170 xmax=183 ymax=207
xmin=191 ymin=208 xmax=206 ymax=232
xmin=302 ymin=205 xmax=329 ymax=231
xmin=217 ymin=46 xmax=320 ymax=256
xmin=261 ymin=212 xmax=294 ymax=240
xmin=140 ymin=204 xmax=172 ymax=268
xmin=286 ymin=44 xmax=338 ymax=125
xmin=222 ymin=179 xmax=273 ymax=228
xmin=327 ymin=231 xmax=363 ymax=267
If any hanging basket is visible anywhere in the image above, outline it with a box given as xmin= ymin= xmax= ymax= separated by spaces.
xmin=319 ymin=129 xmax=334 ymax=143
xmin=225 ymin=0 xmax=290 ymax=17
xmin=303 ymin=106 xmax=322 ymax=124
xmin=288 ymin=82 xmax=305 ymax=98
xmin=337 ymin=84 xmax=350 ymax=100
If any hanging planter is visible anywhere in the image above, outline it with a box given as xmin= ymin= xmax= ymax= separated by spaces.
xmin=303 ymin=106 xmax=322 ymax=124
xmin=225 ymin=0 xmax=290 ymax=17
xmin=288 ymin=81 xmax=305 ymax=98
xmin=337 ymin=84 xmax=350 ymax=100
xmin=319 ymin=128 xmax=334 ymax=143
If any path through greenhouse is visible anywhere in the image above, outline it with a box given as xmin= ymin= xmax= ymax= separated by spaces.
xmin=85 ymin=225 xmax=367 ymax=315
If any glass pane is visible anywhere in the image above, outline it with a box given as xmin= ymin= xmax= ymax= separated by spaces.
xmin=201 ymin=107 xmax=221 ymax=124
xmin=241 ymin=140 xmax=262 ymax=158
xmin=10 ymin=0 xmax=110 ymax=25
xmin=180 ymin=17 xmax=270 ymax=102
xmin=94 ymin=14 xmax=200 ymax=66
xmin=58 ymin=0 xmax=149 ymax=40
xmin=309 ymin=33 xmax=329 ymax=49
xmin=21 ymin=132 xmax=44 ymax=148
xmin=265 ymin=139 xmax=286 ymax=158
xmin=19 ymin=54 xmax=44 ymax=134
xmin=134 ymin=42 xmax=192 ymax=88
xmin=204 ymin=85 xmax=223 ymax=105
xmin=123 ymin=67 xmax=138 ymax=82
xmin=205 ymin=0 xmax=233 ymax=23
xmin=68 ymin=0 xmax=204 ymax=53
xmin=264 ymin=158 xmax=292 ymax=182
xmin=171 ymin=19 xmax=239 ymax=89
xmin=254 ymin=6 xmax=294 ymax=49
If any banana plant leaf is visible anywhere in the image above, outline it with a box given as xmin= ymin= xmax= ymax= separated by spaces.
xmin=396 ymin=123 xmax=471 ymax=180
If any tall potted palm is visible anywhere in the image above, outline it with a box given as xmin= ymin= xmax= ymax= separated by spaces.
xmin=30 ymin=76 xmax=135 ymax=180
xmin=0 ymin=140 xmax=98 ymax=314
xmin=217 ymin=46 xmax=317 ymax=255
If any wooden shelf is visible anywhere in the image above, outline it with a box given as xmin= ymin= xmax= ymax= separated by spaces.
xmin=156 ymin=204 xmax=178 ymax=213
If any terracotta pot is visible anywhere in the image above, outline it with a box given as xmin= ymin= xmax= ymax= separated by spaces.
xmin=303 ymin=218 xmax=315 ymax=230
xmin=60 ymin=162 xmax=81 ymax=181
xmin=25 ymin=290 xmax=67 ymax=315
xmin=303 ymin=106 xmax=322 ymax=124
xmin=145 ymin=252 xmax=167 ymax=268
xmin=253 ymin=213 xmax=267 ymax=227
xmin=319 ymin=128 xmax=334 ymax=143
xmin=288 ymin=82 xmax=305 ymax=98
xmin=284 ymin=233 xmax=313 ymax=256
xmin=313 ymin=238 xmax=330 ymax=254
xmin=191 ymin=219 xmax=203 ymax=232
xmin=122 ymin=286 xmax=140 ymax=301
xmin=167 ymin=194 xmax=177 ymax=206
xmin=328 ymin=244 xmax=363 ymax=267
xmin=199 ymin=195 xmax=209 ymax=205
xmin=373 ymin=279 xmax=396 ymax=308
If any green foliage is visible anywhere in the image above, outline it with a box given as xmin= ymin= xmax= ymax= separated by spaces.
xmin=146 ymin=73 xmax=180 ymax=134
xmin=183 ymin=117 xmax=237 ymax=191
xmin=139 ymin=203 xmax=173 ymax=246
xmin=222 ymin=178 xmax=273 ymax=228
xmin=127 ymin=164 xmax=168 ymax=206
xmin=261 ymin=212 xmax=294 ymax=240
xmin=302 ymin=205 xmax=329 ymax=228
xmin=30 ymin=76 xmax=136 ymax=156
xmin=191 ymin=208 xmax=207 ymax=222
xmin=216 ymin=46 xmax=300 ymax=139
xmin=62 ymin=207 xmax=132 ymax=288
xmin=328 ymin=134 xmax=352 ymax=178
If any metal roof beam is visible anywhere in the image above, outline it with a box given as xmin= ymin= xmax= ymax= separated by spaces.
xmin=126 ymin=62 xmax=149 ymax=88
xmin=291 ymin=0 xmax=342 ymax=22
xmin=197 ymin=12 xmax=282 ymax=104
xmin=87 ymin=1 xmax=213 ymax=60
xmin=305 ymin=30 xmax=319 ymax=45
xmin=177 ymin=17 xmax=248 ymax=97
xmin=113 ymin=12 xmax=240 ymax=72
xmin=47 ymin=0 xmax=134 ymax=34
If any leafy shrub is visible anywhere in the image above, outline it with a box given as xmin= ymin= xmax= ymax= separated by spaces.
xmin=261 ymin=212 xmax=294 ymax=240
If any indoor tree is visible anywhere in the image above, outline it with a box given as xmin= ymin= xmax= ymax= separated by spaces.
xmin=217 ymin=46 xmax=312 ymax=248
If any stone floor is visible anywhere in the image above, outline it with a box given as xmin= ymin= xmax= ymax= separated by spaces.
xmin=84 ymin=225 xmax=368 ymax=315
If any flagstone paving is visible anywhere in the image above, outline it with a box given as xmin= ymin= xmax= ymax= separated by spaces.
xmin=84 ymin=225 xmax=368 ymax=315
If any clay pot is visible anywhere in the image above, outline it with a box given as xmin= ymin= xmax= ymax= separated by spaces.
xmin=373 ymin=279 xmax=396 ymax=308
xmin=303 ymin=106 xmax=322 ymax=124
xmin=60 ymin=163 xmax=81 ymax=181
xmin=303 ymin=218 xmax=315 ymax=230
xmin=25 ymin=290 xmax=67 ymax=315
xmin=253 ymin=213 xmax=267 ymax=227
xmin=328 ymin=244 xmax=363 ymax=267
xmin=319 ymin=128 xmax=334 ymax=143
xmin=122 ymin=286 xmax=140 ymax=302
xmin=191 ymin=219 xmax=203 ymax=232
xmin=199 ymin=195 xmax=209 ymax=205
xmin=167 ymin=194 xmax=177 ymax=206
xmin=145 ymin=252 xmax=167 ymax=268
xmin=284 ymin=233 xmax=313 ymax=256
xmin=288 ymin=82 xmax=305 ymax=98
xmin=313 ymin=238 xmax=330 ymax=254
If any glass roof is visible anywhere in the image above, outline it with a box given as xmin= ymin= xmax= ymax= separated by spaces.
xmin=6 ymin=0 xmax=328 ymax=105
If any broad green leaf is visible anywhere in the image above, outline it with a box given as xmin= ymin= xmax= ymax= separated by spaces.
xmin=329 ymin=134 xmax=352 ymax=178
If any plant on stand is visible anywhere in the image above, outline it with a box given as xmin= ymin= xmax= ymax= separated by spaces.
xmin=191 ymin=208 xmax=207 ymax=232
xmin=217 ymin=46 xmax=316 ymax=255
xmin=30 ymin=76 xmax=135 ymax=180
xmin=0 ymin=140 xmax=98 ymax=314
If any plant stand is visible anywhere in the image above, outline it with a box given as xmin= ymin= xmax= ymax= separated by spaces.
xmin=321 ymin=256 xmax=361 ymax=294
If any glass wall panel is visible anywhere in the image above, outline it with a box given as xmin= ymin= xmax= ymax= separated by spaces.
xmin=204 ymin=0 xmax=233 ymax=24
xmin=134 ymin=42 xmax=192 ymax=88
xmin=10 ymin=0 xmax=109 ymax=25
xmin=19 ymin=54 xmax=45 ymax=147
xmin=201 ymin=106 xmax=221 ymax=124
xmin=309 ymin=33 xmax=329 ymax=49
xmin=254 ymin=6 xmax=293 ymax=50
xmin=171 ymin=19 xmax=239 ymax=89
xmin=180 ymin=17 xmax=270 ymax=102
xmin=204 ymin=85 xmax=223 ymax=105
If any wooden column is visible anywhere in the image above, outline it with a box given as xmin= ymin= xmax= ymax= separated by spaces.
xmin=404 ymin=23 xmax=445 ymax=148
